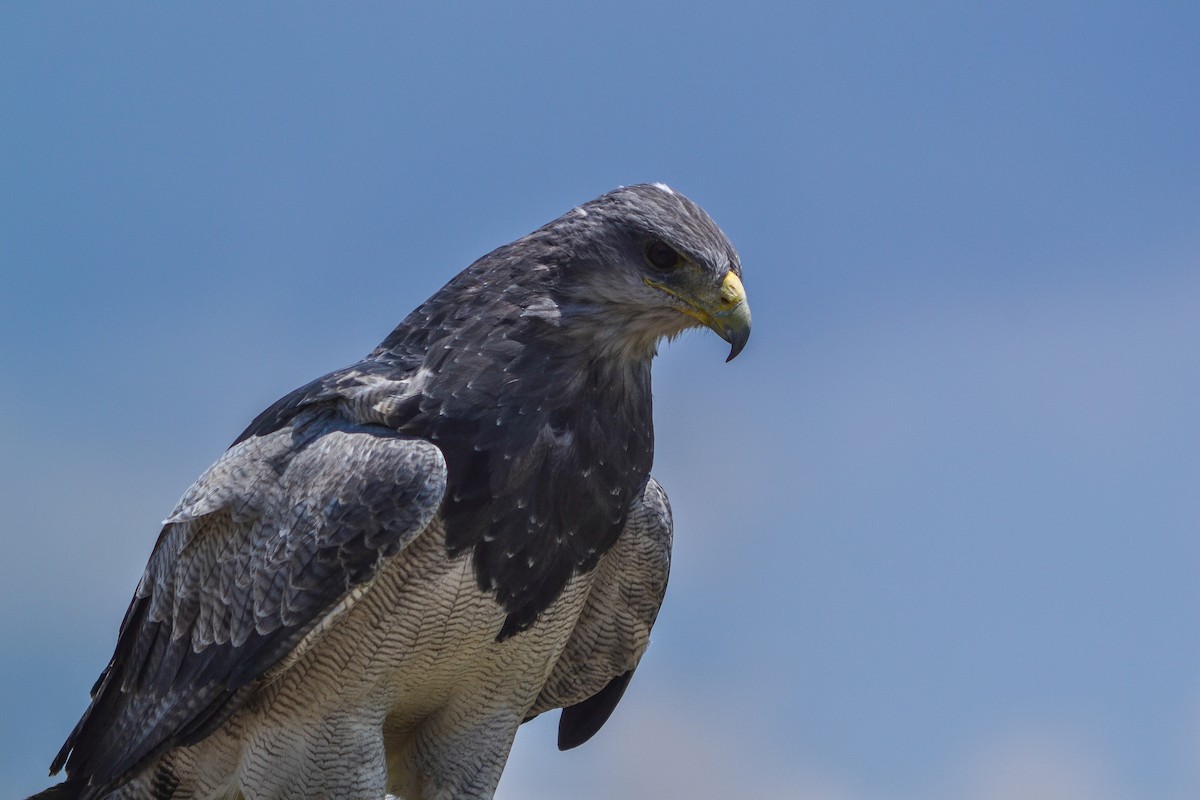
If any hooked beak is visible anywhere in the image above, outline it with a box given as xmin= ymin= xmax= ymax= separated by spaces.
xmin=645 ymin=269 xmax=752 ymax=361
xmin=709 ymin=272 xmax=752 ymax=361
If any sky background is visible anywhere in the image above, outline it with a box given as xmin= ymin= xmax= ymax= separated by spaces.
xmin=2 ymin=3 xmax=1198 ymax=799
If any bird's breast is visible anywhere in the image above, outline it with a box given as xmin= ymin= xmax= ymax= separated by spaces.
xmin=256 ymin=517 xmax=596 ymax=730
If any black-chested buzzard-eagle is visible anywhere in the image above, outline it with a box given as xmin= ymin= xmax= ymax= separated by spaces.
xmin=31 ymin=183 xmax=751 ymax=800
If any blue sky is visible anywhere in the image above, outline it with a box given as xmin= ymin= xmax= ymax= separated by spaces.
xmin=2 ymin=3 xmax=1198 ymax=798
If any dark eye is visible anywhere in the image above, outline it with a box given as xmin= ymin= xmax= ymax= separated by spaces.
xmin=645 ymin=240 xmax=682 ymax=271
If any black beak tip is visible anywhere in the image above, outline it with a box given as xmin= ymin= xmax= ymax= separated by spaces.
xmin=725 ymin=327 xmax=750 ymax=362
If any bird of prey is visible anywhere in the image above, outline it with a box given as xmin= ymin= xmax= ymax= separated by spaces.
xmin=32 ymin=183 xmax=751 ymax=800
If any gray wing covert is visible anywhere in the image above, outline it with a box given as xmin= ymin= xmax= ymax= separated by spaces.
xmin=52 ymin=410 xmax=447 ymax=799
xmin=526 ymin=476 xmax=673 ymax=749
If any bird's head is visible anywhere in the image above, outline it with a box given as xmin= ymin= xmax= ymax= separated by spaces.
xmin=545 ymin=183 xmax=751 ymax=363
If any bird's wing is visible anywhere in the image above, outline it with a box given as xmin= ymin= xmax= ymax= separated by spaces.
xmin=525 ymin=476 xmax=673 ymax=749
xmin=52 ymin=408 xmax=447 ymax=797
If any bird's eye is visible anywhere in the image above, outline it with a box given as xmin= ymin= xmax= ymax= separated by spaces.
xmin=645 ymin=240 xmax=682 ymax=271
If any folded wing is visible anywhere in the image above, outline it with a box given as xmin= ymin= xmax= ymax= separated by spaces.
xmin=526 ymin=476 xmax=673 ymax=748
xmin=53 ymin=409 xmax=447 ymax=798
